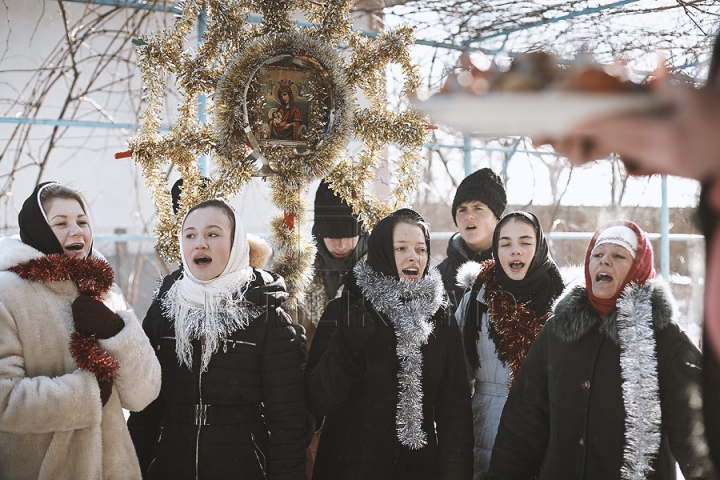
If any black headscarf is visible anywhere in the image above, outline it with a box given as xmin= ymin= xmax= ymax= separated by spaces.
xmin=492 ymin=211 xmax=555 ymax=305
xmin=366 ymin=208 xmax=430 ymax=279
xmin=18 ymin=182 xmax=65 ymax=255
xmin=464 ymin=211 xmax=564 ymax=371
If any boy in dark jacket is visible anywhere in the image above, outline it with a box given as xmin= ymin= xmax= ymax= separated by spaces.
xmin=437 ymin=168 xmax=507 ymax=312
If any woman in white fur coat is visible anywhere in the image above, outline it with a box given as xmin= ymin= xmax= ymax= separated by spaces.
xmin=0 ymin=182 xmax=162 ymax=480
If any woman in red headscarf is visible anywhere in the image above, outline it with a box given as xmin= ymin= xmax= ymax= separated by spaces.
xmin=484 ymin=220 xmax=716 ymax=480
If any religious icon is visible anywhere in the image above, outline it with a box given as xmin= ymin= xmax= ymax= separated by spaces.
xmin=266 ymin=84 xmax=306 ymax=141
xmin=250 ymin=55 xmax=330 ymax=150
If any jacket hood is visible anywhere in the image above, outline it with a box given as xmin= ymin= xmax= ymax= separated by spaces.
xmin=551 ymin=279 xmax=675 ymax=344
xmin=244 ymin=268 xmax=289 ymax=308
xmin=247 ymin=234 xmax=272 ymax=269
xmin=446 ymin=233 xmax=470 ymax=263
xmin=446 ymin=232 xmax=492 ymax=266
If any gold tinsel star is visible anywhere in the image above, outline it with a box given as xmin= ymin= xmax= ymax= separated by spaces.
xmin=129 ymin=0 xmax=429 ymax=305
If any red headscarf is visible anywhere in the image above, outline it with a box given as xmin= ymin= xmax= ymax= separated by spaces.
xmin=584 ymin=220 xmax=656 ymax=316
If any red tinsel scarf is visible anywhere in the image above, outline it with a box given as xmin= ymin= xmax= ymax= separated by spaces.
xmin=9 ymin=254 xmax=119 ymax=381
xmin=476 ymin=264 xmax=550 ymax=386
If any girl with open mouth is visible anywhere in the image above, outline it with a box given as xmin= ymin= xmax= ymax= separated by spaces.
xmin=305 ymin=208 xmax=474 ymax=479
xmin=455 ymin=210 xmax=565 ymax=477
xmin=0 ymin=182 xmax=161 ymax=479
xmin=487 ymin=220 xmax=715 ymax=479
xmin=127 ymin=199 xmax=308 ymax=479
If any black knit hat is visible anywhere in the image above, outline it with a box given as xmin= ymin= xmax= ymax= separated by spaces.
xmin=313 ymin=180 xmax=363 ymax=239
xmin=451 ymin=167 xmax=507 ymax=225
xmin=171 ymin=177 xmax=211 ymax=214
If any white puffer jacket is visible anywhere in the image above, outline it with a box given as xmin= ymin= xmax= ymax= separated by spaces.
xmin=0 ymin=237 xmax=161 ymax=480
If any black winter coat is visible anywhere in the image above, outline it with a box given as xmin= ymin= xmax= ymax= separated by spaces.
xmin=127 ymin=269 xmax=308 ymax=480
xmin=305 ymin=273 xmax=474 ymax=480
xmin=437 ymin=233 xmax=492 ymax=313
xmin=488 ymin=280 xmax=716 ymax=480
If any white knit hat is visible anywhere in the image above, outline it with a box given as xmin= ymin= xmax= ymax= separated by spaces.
xmin=592 ymin=225 xmax=638 ymax=259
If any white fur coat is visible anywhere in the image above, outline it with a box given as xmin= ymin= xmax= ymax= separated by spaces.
xmin=0 ymin=237 xmax=161 ymax=479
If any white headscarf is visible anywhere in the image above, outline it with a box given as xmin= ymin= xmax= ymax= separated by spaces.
xmin=163 ymin=200 xmax=262 ymax=371
xmin=592 ymin=225 xmax=639 ymax=259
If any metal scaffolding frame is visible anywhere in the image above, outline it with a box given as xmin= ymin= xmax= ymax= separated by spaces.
xmin=2 ymin=0 xmax=698 ymax=277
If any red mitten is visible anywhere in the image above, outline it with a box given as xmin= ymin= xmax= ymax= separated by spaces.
xmin=98 ymin=378 xmax=113 ymax=406
xmin=72 ymin=295 xmax=124 ymax=339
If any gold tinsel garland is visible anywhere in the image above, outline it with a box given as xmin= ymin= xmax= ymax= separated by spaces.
xmin=129 ymin=0 xmax=429 ymax=305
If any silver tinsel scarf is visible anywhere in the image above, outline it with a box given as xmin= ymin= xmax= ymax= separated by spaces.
xmin=616 ymin=282 xmax=662 ymax=480
xmin=162 ymin=276 xmax=264 ymax=372
xmin=353 ymin=261 xmax=446 ymax=450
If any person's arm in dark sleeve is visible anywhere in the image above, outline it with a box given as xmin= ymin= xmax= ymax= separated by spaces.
xmin=304 ymin=296 xmax=369 ymax=417
xmin=434 ymin=311 xmax=474 ymax=479
xmin=657 ymin=324 xmax=718 ymax=480
xmin=488 ymin=325 xmax=551 ymax=480
xmin=126 ymin=297 xmax=166 ymax=478
xmin=261 ymin=306 xmax=308 ymax=480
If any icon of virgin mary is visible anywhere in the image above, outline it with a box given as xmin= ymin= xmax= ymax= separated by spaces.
xmin=269 ymin=85 xmax=303 ymax=141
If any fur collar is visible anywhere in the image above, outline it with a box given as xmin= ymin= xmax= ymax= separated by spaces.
xmin=0 ymin=235 xmax=114 ymax=298
xmin=0 ymin=236 xmax=111 ymax=272
xmin=456 ymin=260 xmax=483 ymax=291
xmin=0 ymin=236 xmax=45 ymax=271
xmin=551 ymin=279 xmax=675 ymax=344
xmin=10 ymin=254 xmax=114 ymax=297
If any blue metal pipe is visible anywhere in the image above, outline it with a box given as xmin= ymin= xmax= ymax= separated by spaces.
xmin=426 ymin=141 xmax=560 ymax=157
xmin=661 ymin=175 xmax=670 ymax=279
xmin=465 ymin=0 xmax=644 ymax=46
xmin=463 ymin=134 xmax=472 ymax=176
xmin=499 ymin=138 xmax=520 ymax=175
xmin=0 ymin=116 xmax=551 ymax=157
xmin=62 ymin=0 xmax=182 ymax=14
xmin=0 ymin=116 xmax=170 ymax=130
xmin=197 ymin=6 xmax=208 ymax=176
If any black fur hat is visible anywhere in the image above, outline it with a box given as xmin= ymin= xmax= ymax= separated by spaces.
xmin=451 ymin=167 xmax=507 ymax=225
xmin=313 ymin=180 xmax=363 ymax=239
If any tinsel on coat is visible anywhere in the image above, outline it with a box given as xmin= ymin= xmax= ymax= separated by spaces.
xmin=162 ymin=277 xmax=265 ymax=373
xmin=462 ymin=260 xmax=551 ymax=382
xmin=9 ymin=253 xmax=114 ymax=297
xmin=9 ymin=253 xmax=119 ymax=381
xmin=616 ymin=282 xmax=662 ymax=480
xmin=477 ymin=261 xmax=550 ymax=384
xmin=353 ymin=260 xmax=446 ymax=450
xmin=552 ymin=280 xmax=669 ymax=479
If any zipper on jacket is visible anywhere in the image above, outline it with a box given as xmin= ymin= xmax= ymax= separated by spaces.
xmin=223 ymin=339 xmax=256 ymax=353
xmin=158 ymin=335 xmax=176 ymax=351
xmin=195 ymin=343 xmax=204 ymax=480
xmin=147 ymin=426 xmax=163 ymax=473
xmin=251 ymin=432 xmax=268 ymax=479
